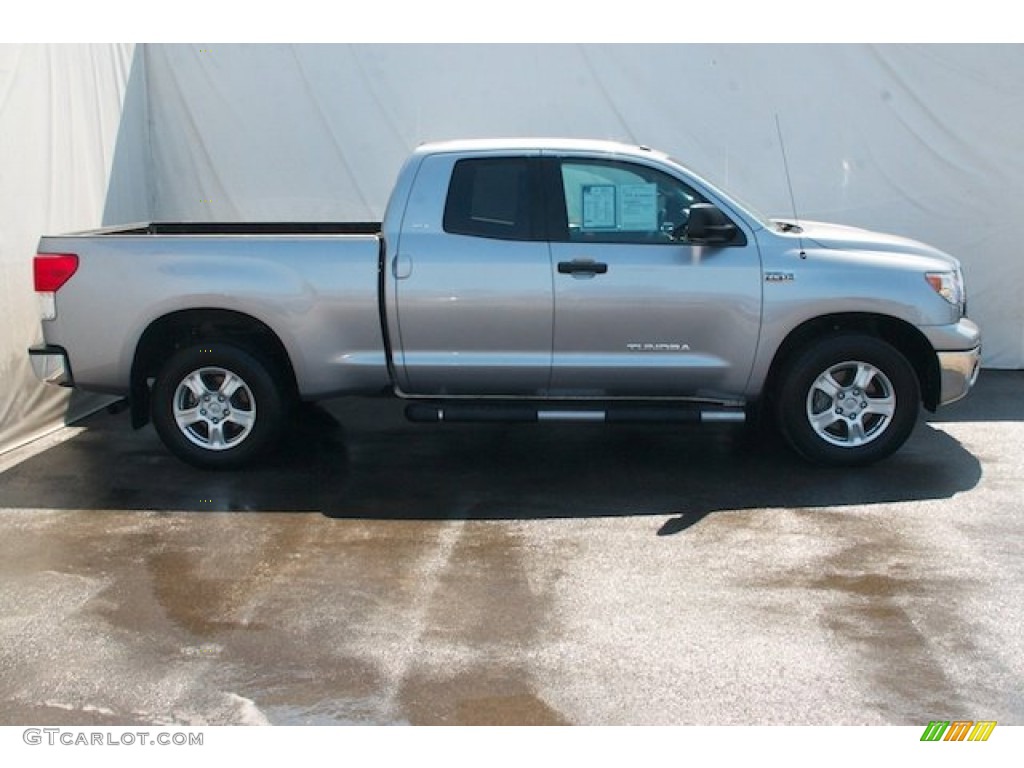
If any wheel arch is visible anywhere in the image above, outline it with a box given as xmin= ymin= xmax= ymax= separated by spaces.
xmin=764 ymin=313 xmax=941 ymax=413
xmin=130 ymin=309 xmax=298 ymax=429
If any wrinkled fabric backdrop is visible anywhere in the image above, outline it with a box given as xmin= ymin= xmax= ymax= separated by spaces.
xmin=2 ymin=43 xmax=1021 ymax=455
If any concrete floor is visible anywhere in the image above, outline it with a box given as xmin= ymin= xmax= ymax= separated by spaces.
xmin=0 ymin=371 xmax=1021 ymax=725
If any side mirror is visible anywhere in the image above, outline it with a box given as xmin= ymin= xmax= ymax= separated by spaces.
xmin=685 ymin=203 xmax=739 ymax=245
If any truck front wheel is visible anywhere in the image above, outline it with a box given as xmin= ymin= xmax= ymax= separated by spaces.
xmin=151 ymin=342 xmax=285 ymax=469
xmin=776 ymin=335 xmax=920 ymax=466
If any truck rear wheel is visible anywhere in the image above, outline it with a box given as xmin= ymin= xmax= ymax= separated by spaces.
xmin=151 ymin=342 xmax=285 ymax=469
xmin=776 ymin=335 xmax=920 ymax=466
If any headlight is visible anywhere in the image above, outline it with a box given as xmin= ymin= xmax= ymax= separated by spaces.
xmin=925 ymin=270 xmax=965 ymax=315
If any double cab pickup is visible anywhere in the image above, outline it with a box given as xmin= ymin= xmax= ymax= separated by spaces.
xmin=29 ymin=139 xmax=981 ymax=468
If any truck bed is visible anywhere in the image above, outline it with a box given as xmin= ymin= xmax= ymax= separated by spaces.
xmin=35 ymin=224 xmax=390 ymax=400
xmin=104 ymin=222 xmax=382 ymax=236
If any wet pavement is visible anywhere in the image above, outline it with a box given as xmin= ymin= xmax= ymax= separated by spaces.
xmin=0 ymin=371 xmax=1021 ymax=725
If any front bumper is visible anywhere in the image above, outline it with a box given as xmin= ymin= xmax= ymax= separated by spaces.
xmin=937 ymin=346 xmax=981 ymax=406
xmin=28 ymin=345 xmax=73 ymax=387
xmin=920 ymin=318 xmax=981 ymax=407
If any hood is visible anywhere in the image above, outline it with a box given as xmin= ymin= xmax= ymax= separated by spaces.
xmin=787 ymin=220 xmax=959 ymax=268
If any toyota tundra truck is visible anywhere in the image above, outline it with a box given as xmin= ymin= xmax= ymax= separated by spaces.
xmin=28 ymin=138 xmax=982 ymax=469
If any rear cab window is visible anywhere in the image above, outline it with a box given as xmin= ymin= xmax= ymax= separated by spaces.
xmin=443 ymin=157 xmax=542 ymax=241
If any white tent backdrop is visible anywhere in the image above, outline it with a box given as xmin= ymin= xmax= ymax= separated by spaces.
xmin=2 ymin=43 xmax=1021 ymax=456
xmin=0 ymin=43 xmax=148 ymax=456
xmin=142 ymin=43 xmax=1024 ymax=365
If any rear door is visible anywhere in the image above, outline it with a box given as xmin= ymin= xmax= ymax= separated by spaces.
xmin=391 ymin=153 xmax=554 ymax=396
xmin=547 ymin=155 xmax=762 ymax=398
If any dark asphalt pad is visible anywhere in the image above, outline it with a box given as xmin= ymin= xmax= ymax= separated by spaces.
xmin=2 ymin=373 xmax=1012 ymax=526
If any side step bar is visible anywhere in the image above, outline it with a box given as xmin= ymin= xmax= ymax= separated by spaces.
xmin=405 ymin=403 xmax=746 ymax=425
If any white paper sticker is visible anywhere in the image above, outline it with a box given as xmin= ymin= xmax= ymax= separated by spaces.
xmin=582 ymin=184 xmax=617 ymax=229
xmin=619 ymin=183 xmax=658 ymax=231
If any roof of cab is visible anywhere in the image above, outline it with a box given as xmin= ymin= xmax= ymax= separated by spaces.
xmin=413 ymin=137 xmax=667 ymax=160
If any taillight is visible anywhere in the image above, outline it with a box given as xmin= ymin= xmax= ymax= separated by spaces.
xmin=34 ymin=253 xmax=79 ymax=292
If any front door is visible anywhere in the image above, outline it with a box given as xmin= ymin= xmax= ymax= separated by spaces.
xmin=548 ymin=156 xmax=762 ymax=399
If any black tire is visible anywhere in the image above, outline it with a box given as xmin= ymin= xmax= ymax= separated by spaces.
xmin=151 ymin=342 xmax=285 ymax=469
xmin=776 ymin=335 xmax=920 ymax=466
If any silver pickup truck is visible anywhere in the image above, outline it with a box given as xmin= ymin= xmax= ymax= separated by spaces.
xmin=28 ymin=138 xmax=981 ymax=469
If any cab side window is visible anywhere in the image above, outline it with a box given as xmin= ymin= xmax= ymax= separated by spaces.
xmin=444 ymin=157 xmax=538 ymax=241
xmin=559 ymin=159 xmax=708 ymax=244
